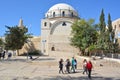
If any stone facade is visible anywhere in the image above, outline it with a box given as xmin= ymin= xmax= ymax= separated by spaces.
xmin=112 ymin=18 xmax=120 ymax=47
xmin=41 ymin=3 xmax=79 ymax=56
xmin=112 ymin=18 xmax=120 ymax=38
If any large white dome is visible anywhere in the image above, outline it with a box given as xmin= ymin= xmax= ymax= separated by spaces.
xmin=48 ymin=3 xmax=75 ymax=12
xmin=45 ymin=3 xmax=78 ymax=18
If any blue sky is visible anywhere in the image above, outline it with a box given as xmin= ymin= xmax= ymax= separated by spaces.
xmin=0 ymin=0 xmax=120 ymax=37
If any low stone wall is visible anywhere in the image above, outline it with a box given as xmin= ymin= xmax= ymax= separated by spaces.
xmin=104 ymin=57 xmax=120 ymax=64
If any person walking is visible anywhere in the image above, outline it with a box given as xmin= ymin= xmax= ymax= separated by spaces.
xmin=86 ymin=60 xmax=93 ymax=79
xmin=65 ymin=59 xmax=71 ymax=73
xmin=59 ymin=58 xmax=64 ymax=74
xmin=2 ymin=50 xmax=6 ymax=60
xmin=74 ymin=58 xmax=77 ymax=69
xmin=71 ymin=57 xmax=75 ymax=73
xmin=82 ymin=59 xmax=87 ymax=74
xmin=7 ymin=52 xmax=12 ymax=59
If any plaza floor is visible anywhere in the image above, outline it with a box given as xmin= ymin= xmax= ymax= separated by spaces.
xmin=0 ymin=56 xmax=120 ymax=80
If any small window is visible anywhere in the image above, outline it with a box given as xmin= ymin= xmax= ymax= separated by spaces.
xmin=62 ymin=22 xmax=66 ymax=26
xmin=51 ymin=46 xmax=55 ymax=51
xmin=119 ymin=24 xmax=120 ymax=27
xmin=71 ymin=12 xmax=73 ymax=17
xmin=44 ymin=22 xmax=47 ymax=26
xmin=62 ymin=11 xmax=65 ymax=17
xmin=47 ymin=14 xmax=48 ymax=18
xmin=53 ymin=12 xmax=55 ymax=17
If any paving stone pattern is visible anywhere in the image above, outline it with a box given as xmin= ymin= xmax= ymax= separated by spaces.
xmin=0 ymin=56 xmax=120 ymax=80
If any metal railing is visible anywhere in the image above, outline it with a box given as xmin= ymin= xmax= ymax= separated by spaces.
xmin=45 ymin=14 xmax=79 ymax=19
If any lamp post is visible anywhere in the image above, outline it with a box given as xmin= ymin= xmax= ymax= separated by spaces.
xmin=26 ymin=39 xmax=31 ymax=60
xmin=42 ymin=40 xmax=46 ymax=53
xmin=26 ymin=24 xmax=32 ymax=60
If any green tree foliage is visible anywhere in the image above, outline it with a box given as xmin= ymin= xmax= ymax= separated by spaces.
xmin=0 ymin=38 xmax=4 ymax=53
xmin=99 ymin=9 xmax=106 ymax=33
xmin=71 ymin=19 xmax=98 ymax=55
xmin=5 ymin=26 xmax=32 ymax=55
xmin=71 ymin=9 xmax=119 ymax=56
xmin=106 ymin=13 xmax=114 ymax=52
xmin=97 ymin=9 xmax=107 ymax=50
xmin=113 ymin=39 xmax=119 ymax=53
xmin=108 ymin=14 xmax=113 ymax=33
xmin=0 ymin=38 xmax=4 ymax=47
xmin=97 ymin=10 xmax=120 ymax=53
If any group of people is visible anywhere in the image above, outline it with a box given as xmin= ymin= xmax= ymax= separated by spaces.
xmin=83 ymin=59 xmax=93 ymax=79
xmin=59 ymin=57 xmax=77 ymax=74
xmin=0 ymin=50 xmax=6 ymax=59
xmin=59 ymin=57 xmax=93 ymax=79
xmin=0 ymin=50 xmax=12 ymax=60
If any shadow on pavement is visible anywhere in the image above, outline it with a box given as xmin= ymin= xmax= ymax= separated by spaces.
xmin=29 ymin=76 xmax=120 ymax=80
xmin=0 ymin=57 xmax=56 ymax=63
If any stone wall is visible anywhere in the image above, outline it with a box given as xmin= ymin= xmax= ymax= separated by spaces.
xmin=48 ymin=35 xmax=79 ymax=55
xmin=19 ymin=36 xmax=41 ymax=55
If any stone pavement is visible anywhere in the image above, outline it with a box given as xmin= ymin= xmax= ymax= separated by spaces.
xmin=0 ymin=56 xmax=120 ymax=80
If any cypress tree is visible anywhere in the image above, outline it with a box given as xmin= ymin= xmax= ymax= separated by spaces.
xmin=97 ymin=9 xmax=106 ymax=50
xmin=107 ymin=13 xmax=113 ymax=52
xmin=108 ymin=14 xmax=113 ymax=33
xmin=99 ymin=9 xmax=106 ymax=33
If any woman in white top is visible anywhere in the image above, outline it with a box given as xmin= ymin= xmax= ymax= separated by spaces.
xmin=83 ymin=59 xmax=87 ymax=74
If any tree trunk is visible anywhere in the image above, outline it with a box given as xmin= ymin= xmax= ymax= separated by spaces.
xmin=17 ymin=49 xmax=19 ymax=56
xmin=89 ymin=52 xmax=91 ymax=57
xmin=81 ymin=50 xmax=85 ymax=56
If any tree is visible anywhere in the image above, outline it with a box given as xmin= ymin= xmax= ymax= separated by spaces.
xmin=0 ymin=38 xmax=4 ymax=47
xmin=113 ymin=38 xmax=119 ymax=53
xmin=97 ymin=10 xmax=120 ymax=54
xmin=70 ymin=19 xmax=98 ymax=56
xmin=99 ymin=9 xmax=106 ymax=33
xmin=97 ymin=9 xmax=107 ymax=50
xmin=106 ymin=13 xmax=114 ymax=53
xmin=5 ymin=25 xmax=31 ymax=55
xmin=0 ymin=38 xmax=4 ymax=53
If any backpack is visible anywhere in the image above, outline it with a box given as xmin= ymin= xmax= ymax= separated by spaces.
xmin=68 ymin=61 xmax=71 ymax=66
xmin=87 ymin=62 xmax=92 ymax=70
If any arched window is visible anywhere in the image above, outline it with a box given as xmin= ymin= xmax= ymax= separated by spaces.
xmin=53 ymin=12 xmax=55 ymax=17
xmin=71 ymin=12 xmax=73 ymax=17
xmin=44 ymin=22 xmax=47 ymax=26
xmin=47 ymin=14 xmax=48 ymax=18
xmin=51 ymin=46 xmax=55 ymax=51
xmin=62 ymin=11 xmax=65 ymax=17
